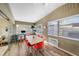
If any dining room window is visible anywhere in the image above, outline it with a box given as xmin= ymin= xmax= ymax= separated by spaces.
xmin=59 ymin=14 xmax=79 ymax=41
xmin=48 ymin=20 xmax=59 ymax=36
xmin=48 ymin=14 xmax=79 ymax=41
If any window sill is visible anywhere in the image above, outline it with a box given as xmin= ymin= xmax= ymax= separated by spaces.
xmin=48 ymin=35 xmax=79 ymax=41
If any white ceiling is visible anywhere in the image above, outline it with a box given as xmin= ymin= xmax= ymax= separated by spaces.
xmin=9 ymin=3 xmax=64 ymax=23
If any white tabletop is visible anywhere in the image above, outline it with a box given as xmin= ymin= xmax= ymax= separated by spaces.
xmin=26 ymin=35 xmax=43 ymax=45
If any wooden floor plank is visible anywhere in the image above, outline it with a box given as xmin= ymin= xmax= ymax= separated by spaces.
xmin=45 ymin=45 xmax=71 ymax=56
xmin=4 ymin=41 xmax=73 ymax=56
xmin=0 ymin=45 xmax=8 ymax=56
xmin=44 ymin=47 xmax=60 ymax=56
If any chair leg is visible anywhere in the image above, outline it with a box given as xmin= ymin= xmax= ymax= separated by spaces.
xmin=31 ymin=47 xmax=36 ymax=56
xmin=26 ymin=47 xmax=30 ymax=56
xmin=35 ymin=47 xmax=45 ymax=56
xmin=25 ymin=47 xmax=27 ymax=55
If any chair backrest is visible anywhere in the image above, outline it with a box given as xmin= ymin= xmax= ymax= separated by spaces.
xmin=24 ymin=40 xmax=32 ymax=47
xmin=34 ymin=41 xmax=44 ymax=49
xmin=36 ymin=33 xmax=43 ymax=38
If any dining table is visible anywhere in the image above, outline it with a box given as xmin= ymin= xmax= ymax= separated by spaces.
xmin=25 ymin=35 xmax=45 ymax=55
xmin=26 ymin=35 xmax=44 ymax=45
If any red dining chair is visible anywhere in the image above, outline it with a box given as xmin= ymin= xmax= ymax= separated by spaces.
xmin=33 ymin=41 xmax=44 ymax=55
xmin=34 ymin=41 xmax=44 ymax=49
xmin=33 ymin=34 xmax=46 ymax=55
xmin=35 ymin=33 xmax=44 ymax=48
xmin=24 ymin=39 xmax=34 ymax=55
xmin=25 ymin=39 xmax=32 ymax=47
xmin=34 ymin=34 xmax=45 ymax=49
xmin=37 ymin=33 xmax=45 ymax=39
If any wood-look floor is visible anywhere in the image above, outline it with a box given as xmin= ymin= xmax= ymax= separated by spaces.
xmin=4 ymin=41 xmax=71 ymax=56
